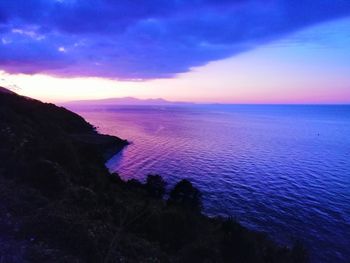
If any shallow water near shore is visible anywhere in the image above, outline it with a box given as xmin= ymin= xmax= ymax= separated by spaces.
xmin=74 ymin=104 xmax=350 ymax=263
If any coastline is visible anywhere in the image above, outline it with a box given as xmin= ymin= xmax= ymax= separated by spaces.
xmin=0 ymin=89 xmax=307 ymax=262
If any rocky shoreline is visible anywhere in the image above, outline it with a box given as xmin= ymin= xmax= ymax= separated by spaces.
xmin=0 ymin=88 xmax=307 ymax=262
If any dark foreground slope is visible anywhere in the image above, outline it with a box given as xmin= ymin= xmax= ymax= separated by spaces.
xmin=0 ymin=89 xmax=307 ymax=263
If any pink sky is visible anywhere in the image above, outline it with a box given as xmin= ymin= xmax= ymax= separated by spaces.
xmin=1 ymin=18 xmax=350 ymax=104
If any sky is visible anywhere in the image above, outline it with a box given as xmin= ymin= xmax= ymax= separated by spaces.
xmin=0 ymin=0 xmax=350 ymax=104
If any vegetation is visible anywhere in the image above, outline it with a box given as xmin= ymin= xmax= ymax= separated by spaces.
xmin=0 ymin=88 xmax=308 ymax=262
xmin=167 ymin=179 xmax=202 ymax=211
xmin=146 ymin=174 xmax=167 ymax=199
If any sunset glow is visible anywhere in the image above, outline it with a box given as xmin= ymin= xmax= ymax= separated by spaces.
xmin=1 ymin=1 xmax=349 ymax=104
xmin=1 ymin=2 xmax=350 ymax=262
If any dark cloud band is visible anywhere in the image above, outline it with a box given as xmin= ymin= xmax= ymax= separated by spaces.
xmin=0 ymin=0 xmax=350 ymax=79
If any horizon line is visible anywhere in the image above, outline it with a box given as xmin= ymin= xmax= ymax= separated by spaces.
xmin=59 ymin=96 xmax=350 ymax=106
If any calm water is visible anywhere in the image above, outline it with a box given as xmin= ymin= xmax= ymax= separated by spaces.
xmin=74 ymin=105 xmax=350 ymax=263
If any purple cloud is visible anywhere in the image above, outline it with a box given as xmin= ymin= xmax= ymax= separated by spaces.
xmin=0 ymin=0 xmax=350 ymax=79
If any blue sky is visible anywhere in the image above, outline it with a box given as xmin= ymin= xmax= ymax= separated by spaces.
xmin=0 ymin=1 xmax=350 ymax=103
xmin=1 ymin=0 xmax=350 ymax=79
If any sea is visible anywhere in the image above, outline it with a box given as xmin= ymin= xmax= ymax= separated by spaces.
xmin=72 ymin=104 xmax=350 ymax=263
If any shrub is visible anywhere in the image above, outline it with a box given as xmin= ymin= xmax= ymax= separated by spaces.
xmin=22 ymin=159 xmax=68 ymax=199
xmin=159 ymin=209 xmax=198 ymax=250
xmin=291 ymin=240 xmax=309 ymax=263
xmin=146 ymin=174 xmax=166 ymax=199
xmin=126 ymin=178 xmax=144 ymax=189
xmin=167 ymin=179 xmax=202 ymax=212
xmin=108 ymin=172 xmax=123 ymax=185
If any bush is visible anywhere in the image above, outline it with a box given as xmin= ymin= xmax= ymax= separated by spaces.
xmin=159 ymin=209 xmax=198 ymax=250
xmin=220 ymin=218 xmax=257 ymax=263
xmin=108 ymin=172 xmax=123 ymax=185
xmin=291 ymin=240 xmax=309 ymax=263
xmin=146 ymin=174 xmax=166 ymax=199
xmin=176 ymin=243 xmax=220 ymax=263
xmin=22 ymin=159 xmax=68 ymax=199
xmin=167 ymin=179 xmax=202 ymax=212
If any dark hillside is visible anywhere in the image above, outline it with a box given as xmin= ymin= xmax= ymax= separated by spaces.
xmin=0 ymin=88 xmax=307 ymax=262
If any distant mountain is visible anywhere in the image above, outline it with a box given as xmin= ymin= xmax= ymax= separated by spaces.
xmin=0 ymin=88 xmax=306 ymax=262
xmin=62 ymin=96 xmax=194 ymax=107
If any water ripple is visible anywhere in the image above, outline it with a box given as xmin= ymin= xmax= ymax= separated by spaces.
xmin=78 ymin=105 xmax=350 ymax=263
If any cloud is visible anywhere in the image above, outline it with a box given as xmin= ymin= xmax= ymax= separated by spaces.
xmin=0 ymin=0 xmax=350 ymax=79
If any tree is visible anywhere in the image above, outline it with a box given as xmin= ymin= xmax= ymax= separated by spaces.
xmin=146 ymin=174 xmax=166 ymax=198
xmin=167 ymin=179 xmax=202 ymax=211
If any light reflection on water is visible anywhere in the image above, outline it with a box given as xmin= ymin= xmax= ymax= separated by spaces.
xmin=74 ymin=105 xmax=350 ymax=263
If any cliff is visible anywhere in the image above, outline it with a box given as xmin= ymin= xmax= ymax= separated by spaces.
xmin=0 ymin=88 xmax=307 ymax=262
